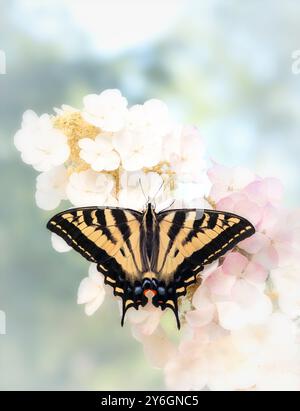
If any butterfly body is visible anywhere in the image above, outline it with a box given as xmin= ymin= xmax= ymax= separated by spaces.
xmin=140 ymin=203 xmax=159 ymax=270
xmin=47 ymin=202 xmax=255 ymax=328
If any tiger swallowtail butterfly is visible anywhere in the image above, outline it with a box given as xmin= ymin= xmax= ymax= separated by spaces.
xmin=47 ymin=203 xmax=255 ymax=329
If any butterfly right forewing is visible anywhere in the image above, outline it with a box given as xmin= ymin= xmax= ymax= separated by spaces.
xmin=157 ymin=208 xmax=255 ymax=276
xmin=151 ymin=208 xmax=255 ymax=327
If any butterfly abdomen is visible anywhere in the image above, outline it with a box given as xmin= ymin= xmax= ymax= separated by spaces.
xmin=141 ymin=203 xmax=159 ymax=268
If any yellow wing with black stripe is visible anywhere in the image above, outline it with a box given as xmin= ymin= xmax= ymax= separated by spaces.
xmin=47 ymin=205 xmax=255 ymax=329
xmin=154 ymin=208 xmax=255 ymax=292
xmin=47 ymin=206 xmax=147 ymax=323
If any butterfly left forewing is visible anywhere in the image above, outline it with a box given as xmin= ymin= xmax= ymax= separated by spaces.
xmin=47 ymin=206 xmax=147 ymax=323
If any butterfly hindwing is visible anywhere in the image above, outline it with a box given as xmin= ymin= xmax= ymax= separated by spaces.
xmin=152 ymin=208 xmax=255 ymax=324
xmin=47 ymin=206 xmax=147 ymax=321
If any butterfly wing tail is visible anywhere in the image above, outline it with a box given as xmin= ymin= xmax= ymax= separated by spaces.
xmin=168 ymin=301 xmax=181 ymax=330
xmin=121 ymin=301 xmax=135 ymax=326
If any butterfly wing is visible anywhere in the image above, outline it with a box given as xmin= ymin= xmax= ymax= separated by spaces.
xmin=47 ymin=206 xmax=147 ymax=323
xmin=152 ymin=208 xmax=255 ymax=327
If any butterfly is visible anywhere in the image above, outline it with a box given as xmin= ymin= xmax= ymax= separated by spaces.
xmin=47 ymin=202 xmax=255 ymax=329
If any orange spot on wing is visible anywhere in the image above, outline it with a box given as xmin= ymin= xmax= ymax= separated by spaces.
xmin=143 ymin=289 xmax=157 ymax=297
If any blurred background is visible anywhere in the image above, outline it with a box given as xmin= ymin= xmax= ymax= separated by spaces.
xmin=0 ymin=0 xmax=300 ymax=390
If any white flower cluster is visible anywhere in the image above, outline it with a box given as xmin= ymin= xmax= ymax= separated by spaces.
xmin=164 ymin=313 xmax=300 ymax=391
xmin=14 ymin=89 xmax=207 ymax=213
xmin=14 ymin=89 xmax=300 ymax=391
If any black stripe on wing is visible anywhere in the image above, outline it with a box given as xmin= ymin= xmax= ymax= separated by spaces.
xmin=48 ymin=211 xmax=106 ymax=263
xmin=47 ymin=206 xmax=142 ymax=264
xmin=47 ymin=206 xmax=148 ymax=326
xmin=154 ymin=208 xmax=255 ymax=322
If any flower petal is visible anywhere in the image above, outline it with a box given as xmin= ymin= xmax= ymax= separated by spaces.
xmin=85 ymin=292 xmax=105 ymax=316
xmin=137 ymin=327 xmax=177 ymax=369
xmin=222 ymin=253 xmax=248 ymax=277
xmin=77 ymin=277 xmax=103 ymax=305
xmin=186 ymin=305 xmax=215 ymax=328
xmin=51 ymin=233 xmax=72 ymax=253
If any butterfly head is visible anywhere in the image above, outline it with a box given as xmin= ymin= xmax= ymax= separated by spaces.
xmin=139 ymin=177 xmax=165 ymax=212
xmin=142 ymin=199 xmax=156 ymax=212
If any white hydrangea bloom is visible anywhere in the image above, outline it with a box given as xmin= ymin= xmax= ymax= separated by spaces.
xmin=185 ymin=285 xmax=216 ymax=328
xmin=78 ymin=134 xmax=120 ymax=171
xmin=35 ymin=165 xmax=68 ymax=210
xmin=208 ymin=163 xmax=257 ymax=203
xmin=215 ymin=280 xmax=272 ymax=331
xmin=127 ymin=99 xmax=173 ymax=139
xmin=271 ymin=264 xmax=300 ymax=319
xmin=163 ymin=314 xmax=300 ymax=391
xmin=134 ymin=326 xmax=176 ymax=369
xmin=66 ymin=170 xmax=116 ymax=207
xmin=14 ymin=110 xmax=70 ymax=172
xmin=231 ymin=314 xmax=300 ymax=391
xmin=174 ymin=180 xmax=209 ymax=209
xmin=112 ymin=99 xmax=173 ymax=171
xmin=163 ymin=125 xmax=210 ymax=207
xmin=82 ymin=89 xmax=128 ymax=132
xmin=113 ymin=130 xmax=162 ymax=171
xmin=127 ymin=303 xmax=163 ymax=337
xmin=53 ymin=104 xmax=78 ymax=115
xmin=51 ymin=233 xmax=72 ymax=253
xmin=77 ymin=264 xmax=106 ymax=316
xmin=164 ymin=125 xmax=206 ymax=179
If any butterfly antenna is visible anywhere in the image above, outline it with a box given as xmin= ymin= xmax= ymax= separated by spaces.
xmin=151 ymin=178 xmax=165 ymax=203
xmin=159 ymin=199 xmax=176 ymax=213
xmin=138 ymin=178 xmax=147 ymax=202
